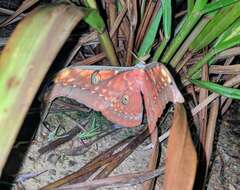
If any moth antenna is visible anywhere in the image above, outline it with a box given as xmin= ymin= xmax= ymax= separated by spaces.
xmin=130 ymin=50 xmax=146 ymax=65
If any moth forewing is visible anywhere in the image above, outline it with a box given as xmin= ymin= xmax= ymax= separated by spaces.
xmin=157 ymin=63 xmax=184 ymax=104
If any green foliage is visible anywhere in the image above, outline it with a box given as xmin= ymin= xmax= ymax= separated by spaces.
xmin=0 ymin=3 xmax=86 ymax=174
xmin=78 ymin=111 xmax=111 ymax=140
xmin=191 ymin=79 xmax=240 ymax=100
xmin=188 ymin=23 xmax=240 ymax=78
xmin=137 ymin=6 xmax=162 ymax=59
xmin=83 ymin=0 xmax=119 ymax=66
xmin=202 ymin=0 xmax=239 ymax=13
xmin=83 ymin=9 xmax=105 ymax=33
xmin=190 ymin=2 xmax=240 ymax=52
xmin=153 ymin=0 xmax=172 ymax=61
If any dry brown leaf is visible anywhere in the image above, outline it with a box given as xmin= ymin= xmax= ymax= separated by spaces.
xmin=0 ymin=0 xmax=39 ymax=27
xmin=164 ymin=103 xmax=197 ymax=190
xmin=199 ymin=64 xmax=209 ymax=147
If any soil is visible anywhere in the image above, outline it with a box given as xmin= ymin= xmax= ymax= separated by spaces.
xmin=1 ymin=101 xmax=239 ymax=190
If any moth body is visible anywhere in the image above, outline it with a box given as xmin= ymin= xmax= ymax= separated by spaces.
xmin=47 ymin=62 xmax=184 ymax=134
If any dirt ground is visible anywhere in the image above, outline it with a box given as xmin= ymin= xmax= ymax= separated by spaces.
xmin=9 ymin=99 xmax=156 ymax=190
xmin=1 ymin=100 xmax=238 ymax=190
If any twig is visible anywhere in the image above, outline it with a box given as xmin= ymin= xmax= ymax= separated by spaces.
xmin=0 ymin=37 xmax=8 ymax=47
xmin=135 ymin=0 xmax=158 ymax=48
xmin=65 ymin=2 xmax=127 ymax=67
xmin=199 ymin=64 xmax=209 ymax=147
xmin=64 ymin=128 xmax=120 ymax=156
xmin=74 ymin=129 xmax=150 ymax=188
xmin=55 ymin=168 xmax=165 ymax=190
xmin=221 ymin=98 xmax=233 ymax=115
xmin=16 ymin=170 xmax=47 ymax=183
xmin=38 ymin=123 xmax=86 ymax=155
xmin=205 ymin=99 xmax=219 ymax=167
xmin=0 ymin=7 xmax=25 ymax=16
xmin=107 ymin=0 xmax=117 ymax=46
xmin=175 ymin=52 xmax=192 ymax=72
xmin=64 ymin=32 xmax=98 ymax=67
xmin=215 ymin=46 xmax=240 ymax=60
xmin=54 ymin=99 xmax=91 ymax=113
xmin=126 ymin=0 xmax=138 ymax=66
xmin=174 ymin=10 xmax=187 ymax=18
xmin=209 ymin=64 xmax=240 ymax=75
xmin=74 ymin=48 xmax=122 ymax=66
xmin=0 ymin=0 xmax=39 ymax=27
xmin=62 ymin=114 xmax=88 ymax=132
xmin=109 ymin=2 xmax=127 ymax=38
xmin=143 ymin=128 xmax=159 ymax=190
xmin=0 ymin=7 xmax=26 ymax=26
xmin=143 ymin=130 xmax=170 ymax=150
xmin=39 ymin=136 xmax=133 ymax=190
xmin=204 ymin=98 xmax=219 ymax=184
xmin=216 ymin=56 xmax=235 ymax=81
xmin=220 ymin=81 xmax=239 ymax=115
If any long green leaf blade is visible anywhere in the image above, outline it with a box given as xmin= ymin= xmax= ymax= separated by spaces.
xmin=215 ymin=35 xmax=240 ymax=52
xmin=152 ymin=0 xmax=172 ymax=61
xmin=137 ymin=6 xmax=162 ymax=58
xmin=214 ymin=18 xmax=240 ymax=47
xmin=202 ymin=0 xmax=239 ymax=13
xmin=187 ymin=0 xmax=194 ymax=15
xmin=162 ymin=0 xmax=172 ymax=40
xmin=191 ymin=79 xmax=240 ymax=100
xmin=161 ymin=0 xmax=204 ymax=63
xmin=190 ymin=2 xmax=240 ymax=52
xmin=188 ymin=34 xmax=240 ymax=78
xmin=0 ymin=4 xmax=86 ymax=174
xmin=83 ymin=9 xmax=105 ymax=33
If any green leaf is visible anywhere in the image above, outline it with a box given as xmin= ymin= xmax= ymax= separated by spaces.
xmin=191 ymin=79 xmax=240 ymax=100
xmin=117 ymin=0 xmax=123 ymax=12
xmin=187 ymin=0 xmax=194 ymax=15
xmin=190 ymin=2 xmax=240 ymax=52
xmin=137 ymin=6 xmax=162 ymax=58
xmin=162 ymin=0 xmax=172 ymax=40
xmin=187 ymin=50 xmax=215 ymax=78
xmin=188 ymin=34 xmax=240 ymax=78
xmin=169 ymin=11 xmax=217 ymax=68
xmin=202 ymin=0 xmax=239 ymax=14
xmin=214 ymin=18 xmax=240 ymax=48
xmin=215 ymin=35 xmax=240 ymax=52
xmin=83 ymin=9 xmax=105 ymax=33
xmin=84 ymin=0 xmax=97 ymax=9
xmin=193 ymin=0 xmax=208 ymax=11
xmin=83 ymin=0 xmax=119 ymax=66
xmin=0 ymin=4 xmax=86 ymax=174
xmin=152 ymin=0 xmax=172 ymax=61
xmin=161 ymin=8 xmax=202 ymax=63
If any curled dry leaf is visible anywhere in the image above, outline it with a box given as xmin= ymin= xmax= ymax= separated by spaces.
xmin=164 ymin=103 xmax=197 ymax=190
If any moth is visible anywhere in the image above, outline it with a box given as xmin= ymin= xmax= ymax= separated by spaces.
xmin=44 ymin=62 xmax=184 ymax=134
